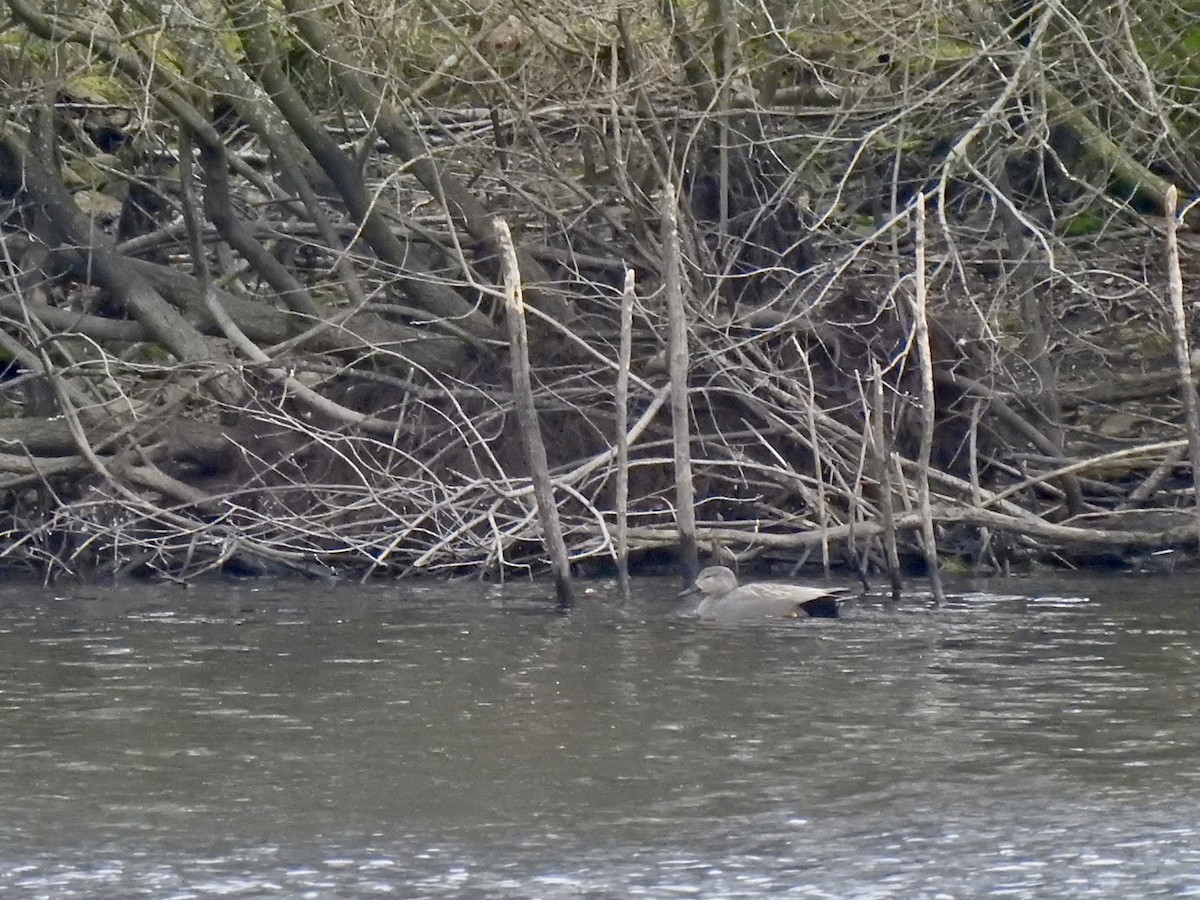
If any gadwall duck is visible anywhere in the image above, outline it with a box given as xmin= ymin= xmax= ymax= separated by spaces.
xmin=681 ymin=566 xmax=847 ymax=621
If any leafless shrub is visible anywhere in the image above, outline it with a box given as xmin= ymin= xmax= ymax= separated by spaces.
xmin=0 ymin=0 xmax=1197 ymax=582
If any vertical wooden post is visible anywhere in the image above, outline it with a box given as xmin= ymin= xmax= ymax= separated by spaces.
xmin=663 ymin=183 xmax=700 ymax=583
xmin=911 ymin=197 xmax=944 ymax=604
xmin=494 ymin=218 xmax=574 ymax=606
xmin=967 ymin=398 xmax=994 ymax=574
xmin=1164 ymin=186 xmax=1200 ymax=550
xmin=871 ymin=360 xmax=903 ymax=602
xmin=798 ymin=349 xmax=831 ymax=575
xmin=615 ymin=268 xmax=635 ymax=599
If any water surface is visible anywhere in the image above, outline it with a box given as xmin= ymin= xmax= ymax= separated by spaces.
xmin=1 ymin=571 xmax=1199 ymax=897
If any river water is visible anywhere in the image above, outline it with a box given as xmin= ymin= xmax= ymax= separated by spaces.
xmin=1 ymin=570 xmax=1199 ymax=898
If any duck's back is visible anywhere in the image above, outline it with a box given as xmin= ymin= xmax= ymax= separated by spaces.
xmin=696 ymin=582 xmax=844 ymax=621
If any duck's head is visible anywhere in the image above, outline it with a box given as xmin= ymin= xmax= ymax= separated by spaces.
xmin=679 ymin=566 xmax=739 ymax=598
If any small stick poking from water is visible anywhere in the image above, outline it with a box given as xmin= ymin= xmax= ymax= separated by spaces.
xmin=495 ymin=218 xmax=574 ymax=607
xmin=1164 ymin=186 xmax=1200 ymax=552
xmin=911 ymin=197 xmax=944 ymax=604
xmin=870 ymin=360 xmax=903 ymax=603
xmin=662 ymin=181 xmax=699 ymax=585
xmin=615 ymin=268 xmax=635 ymax=600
